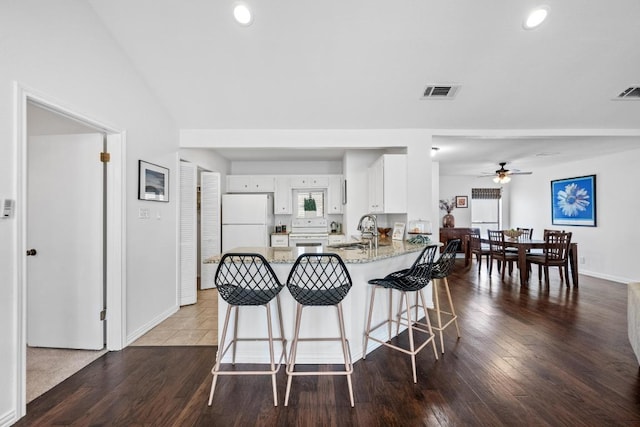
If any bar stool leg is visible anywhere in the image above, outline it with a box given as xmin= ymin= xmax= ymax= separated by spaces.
xmin=232 ymin=306 xmax=239 ymax=365
xmin=388 ymin=289 xmax=393 ymax=340
xmin=402 ymin=291 xmax=418 ymax=383
xmin=418 ymin=289 xmax=440 ymax=360
xmin=336 ymin=303 xmax=354 ymax=407
xmin=284 ymin=304 xmax=304 ymax=407
xmin=432 ymin=279 xmax=444 ymax=354
xmin=265 ymin=303 xmax=278 ymax=407
xmin=362 ymin=286 xmax=377 ymax=359
xmin=396 ymin=292 xmax=404 ymax=337
xmin=208 ymin=304 xmax=233 ymax=406
xmin=275 ymin=295 xmax=288 ymax=366
xmin=443 ymin=277 xmax=461 ymax=339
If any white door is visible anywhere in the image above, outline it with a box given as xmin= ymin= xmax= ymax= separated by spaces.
xmin=27 ymin=134 xmax=104 ymax=350
xmin=180 ymin=162 xmax=197 ymax=305
xmin=200 ymin=172 xmax=221 ymax=290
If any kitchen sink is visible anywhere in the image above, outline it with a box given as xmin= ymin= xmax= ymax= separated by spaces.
xmin=327 ymin=242 xmax=367 ymax=250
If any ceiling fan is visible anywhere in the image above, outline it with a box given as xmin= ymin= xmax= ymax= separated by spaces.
xmin=482 ymin=162 xmax=532 ymax=183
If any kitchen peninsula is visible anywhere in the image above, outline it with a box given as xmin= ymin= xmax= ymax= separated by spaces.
xmin=204 ymin=241 xmax=440 ymax=364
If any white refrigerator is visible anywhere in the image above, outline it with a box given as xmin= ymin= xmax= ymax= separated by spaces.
xmin=222 ymin=193 xmax=274 ymax=251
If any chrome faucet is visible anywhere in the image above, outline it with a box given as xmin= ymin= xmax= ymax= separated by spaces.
xmin=357 ymin=214 xmax=378 ymax=250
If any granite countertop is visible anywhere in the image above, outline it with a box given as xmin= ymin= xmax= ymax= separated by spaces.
xmin=203 ymin=240 xmax=439 ymax=264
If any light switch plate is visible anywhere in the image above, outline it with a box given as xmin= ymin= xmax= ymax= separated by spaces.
xmin=139 ymin=208 xmax=150 ymax=219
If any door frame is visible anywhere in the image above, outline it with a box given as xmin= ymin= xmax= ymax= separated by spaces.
xmin=14 ymin=82 xmax=126 ymax=417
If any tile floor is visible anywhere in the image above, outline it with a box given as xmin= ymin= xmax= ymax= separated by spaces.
xmin=131 ymin=288 xmax=218 ymax=346
xmin=27 ymin=288 xmax=217 ymax=403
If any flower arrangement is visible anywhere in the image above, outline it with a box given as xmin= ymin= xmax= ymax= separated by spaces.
xmin=439 ymin=198 xmax=456 ymax=214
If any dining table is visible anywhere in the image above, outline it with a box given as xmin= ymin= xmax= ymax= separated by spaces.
xmin=464 ymin=236 xmax=578 ymax=286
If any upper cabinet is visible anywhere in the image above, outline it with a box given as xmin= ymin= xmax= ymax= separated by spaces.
xmin=227 ymin=174 xmax=344 ymax=215
xmin=274 ymin=176 xmax=292 ymax=215
xmin=327 ymin=175 xmax=344 ymax=214
xmin=290 ymin=176 xmax=330 ymax=188
xmin=368 ymin=154 xmax=407 ymax=214
xmin=227 ymin=175 xmax=275 ymax=193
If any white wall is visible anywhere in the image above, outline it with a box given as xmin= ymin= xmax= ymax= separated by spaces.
xmin=439 ymin=147 xmax=640 ymax=284
xmin=510 ymin=147 xmax=640 ymax=283
xmin=438 ymin=174 xmax=507 ymax=229
xmin=1 ymin=2 xmax=179 ymax=422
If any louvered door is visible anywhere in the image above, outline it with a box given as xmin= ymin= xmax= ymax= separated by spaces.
xmin=200 ymin=172 xmax=221 ymax=290
xmin=180 ymin=161 xmax=197 ymax=305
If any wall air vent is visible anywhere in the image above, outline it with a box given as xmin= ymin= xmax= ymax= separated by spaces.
xmin=615 ymin=86 xmax=640 ymax=100
xmin=421 ymin=84 xmax=460 ymax=100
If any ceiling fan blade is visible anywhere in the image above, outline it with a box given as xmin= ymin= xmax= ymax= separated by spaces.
xmin=507 ymin=171 xmax=533 ymax=175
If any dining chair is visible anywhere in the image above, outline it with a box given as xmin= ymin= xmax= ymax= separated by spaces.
xmin=526 ymin=231 xmax=573 ymax=286
xmin=208 ymin=253 xmax=287 ymax=407
xmin=487 ymin=230 xmax=519 ymax=280
xmin=517 ymin=227 xmax=534 ymax=239
xmin=469 ymin=231 xmax=491 ymax=273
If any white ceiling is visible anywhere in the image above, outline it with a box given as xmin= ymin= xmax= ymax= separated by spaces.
xmin=86 ymin=1 xmax=640 ymax=173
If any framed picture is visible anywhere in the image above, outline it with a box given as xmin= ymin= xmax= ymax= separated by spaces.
xmin=455 ymin=195 xmax=468 ymax=208
xmin=392 ymin=222 xmax=406 ymax=241
xmin=138 ymin=160 xmax=169 ymax=202
xmin=551 ymin=174 xmax=596 ymax=226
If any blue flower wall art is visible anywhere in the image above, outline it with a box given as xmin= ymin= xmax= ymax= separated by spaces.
xmin=551 ymin=175 xmax=596 ymax=227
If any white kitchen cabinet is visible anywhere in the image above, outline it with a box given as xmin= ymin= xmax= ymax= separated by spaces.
xmin=327 ymin=175 xmax=344 ymax=214
xmin=328 ymin=234 xmax=346 ymax=245
xmin=274 ymin=176 xmax=292 ymax=214
xmin=227 ymin=175 xmax=275 ymax=193
xmin=290 ymin=175 xmax=330 ymax=188
xmin=368 ymin=154 xmax=407 ymax=214
xmin=271 ymin=234 xmax=289 ymax=247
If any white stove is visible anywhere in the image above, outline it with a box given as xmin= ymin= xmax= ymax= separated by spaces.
xmin=289 ymin=218 xmax=329 ymax=247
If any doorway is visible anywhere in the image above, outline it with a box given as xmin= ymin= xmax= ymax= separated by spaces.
xmin=15 ymin=85 xmax=125 ymax=416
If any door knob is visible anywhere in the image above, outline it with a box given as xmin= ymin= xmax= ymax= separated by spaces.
xmin=26 ymin=249 xmax=37 ymax=256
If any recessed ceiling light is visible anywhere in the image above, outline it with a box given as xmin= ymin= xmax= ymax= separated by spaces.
xmin=523 ymin=6 xmax=549 ymax=30
xmin=233 ymin=3 xmax=253 ymax=26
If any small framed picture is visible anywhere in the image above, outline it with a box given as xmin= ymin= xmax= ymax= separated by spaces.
xmin=138 ymin=160 xmax=169 ymax=202
xmin=392 ymin=222 xmax=406 ymax=241
xmin=455 ymin=195 xmax=468 ymax=208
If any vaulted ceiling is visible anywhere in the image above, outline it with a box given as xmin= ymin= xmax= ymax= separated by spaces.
xmin=87 ymin=1 xmax=640 ymax=173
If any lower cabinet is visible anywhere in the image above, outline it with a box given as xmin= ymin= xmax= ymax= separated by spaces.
xmin=271 ymin=234 xmax=289 ymax=247
xmin=328 ymin=234 xmax=346 ymax=245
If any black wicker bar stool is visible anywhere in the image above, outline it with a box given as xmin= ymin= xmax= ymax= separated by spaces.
xmin=207 ymin=253 xmax=287 ymax=407
xmin=284 ymin=253 xmax=354 ymax=407
xmin=428 ymin=239 xmax=462 ymax=353
xmin=363 ymin=244 xmax=439 ymax=383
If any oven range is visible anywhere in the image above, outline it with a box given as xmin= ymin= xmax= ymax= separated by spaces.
xmin=288 ymin=218 xmax=329 ymax=247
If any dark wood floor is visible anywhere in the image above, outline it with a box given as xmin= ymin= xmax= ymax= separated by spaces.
xmin=16 ymin=260 xmax=640 ymax=426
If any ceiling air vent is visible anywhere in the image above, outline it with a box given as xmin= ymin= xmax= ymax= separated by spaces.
xmin=421 ymin=84 xmax=460 ymax=100
xmin=615 ymin=86 xmax=640 ymax=100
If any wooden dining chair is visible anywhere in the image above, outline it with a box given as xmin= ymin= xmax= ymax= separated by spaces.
xmin=526 ymin=231 xmax=573 ymax=286
xmin=469 ymin=231 xmax=490 ymax=273
xmin=517 ymin=227 xmax=534 ymax=239
xmin=487 ymin=230 xmax=519 ymax=280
